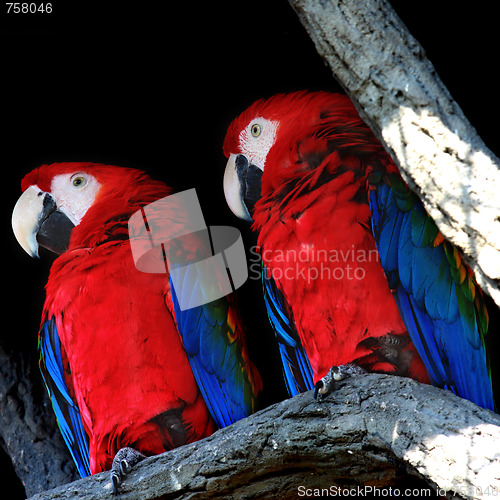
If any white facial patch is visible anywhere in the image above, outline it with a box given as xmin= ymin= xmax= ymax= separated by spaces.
xmin=239 ymin=117 xmax=279 ymax=171
xmin=50 ymin=172 xmax=102 ymax=225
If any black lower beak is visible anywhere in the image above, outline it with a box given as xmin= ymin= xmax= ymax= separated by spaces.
xmin=235 ymin=154 xmax=263 ymax=217
xmin=36 ymin=194 xmax=75 ymax=255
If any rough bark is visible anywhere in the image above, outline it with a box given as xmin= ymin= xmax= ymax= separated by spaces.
xmin=7 ymin=3 xmax=500 ymax=498
xmin=287 ymin=0 xmax=500 ymax=307
xmin=28 ymin=374 xmax=500 ymax=500
xmin=0 ymin=346 xmax=79 ymax=497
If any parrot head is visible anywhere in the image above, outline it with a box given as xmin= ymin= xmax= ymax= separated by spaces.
xmin=222 ymin=101 xmax=280 ymax=221
xmin=12 ymin=162 xmax=170 ymax=257
xmin=223 ymin=90 xmax=385 ymax=222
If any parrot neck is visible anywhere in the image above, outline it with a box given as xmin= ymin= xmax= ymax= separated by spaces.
xmin=254 ymin=154 xmax=370 ymax=243
xmin=68 ymin=181 xmax=171 ymax=251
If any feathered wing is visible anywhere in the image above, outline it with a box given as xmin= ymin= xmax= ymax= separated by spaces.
xmin=168 ymin=269 xmax=262 ymax=428
xmin=129 ymin=190 xmax=262 ymax=429
xmin=369 ymin=173 xmax=494 ymax=410
xmin=262 ymin=268 xmax=314 ymax=396
xmin=39 ymin=317 xmax=91 ymax=477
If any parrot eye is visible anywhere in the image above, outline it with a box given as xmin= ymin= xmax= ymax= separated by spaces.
xmin=250 ymin=123 xmax=262 ymax=137
xmin=71 ymin=174 xmax=87 ymax=189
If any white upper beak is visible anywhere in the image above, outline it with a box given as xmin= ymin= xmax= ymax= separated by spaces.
xmin=12 ymin=185 xmax=45 ymax=257
xmin=223 ymin=154 xmax=252 ymax=222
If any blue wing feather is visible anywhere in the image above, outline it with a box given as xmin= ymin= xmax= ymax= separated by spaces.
xmin=39 ymin=317 xmax=91 ymax=477
xmin=170 ymin=268 xmax=258 ymax=428
xmin=262 ymin=268 xmax=314 ymax=396
xmin=370 ymin=179 xmax=494 ymax=410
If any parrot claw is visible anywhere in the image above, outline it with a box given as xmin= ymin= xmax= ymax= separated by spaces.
xmin=314 ymin=364 xmax=365 ymax=400
xmin=110 ymin=447 xmax=146 ymax=495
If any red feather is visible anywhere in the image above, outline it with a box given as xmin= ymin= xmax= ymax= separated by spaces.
xmin=27 ymin=164 xmax=217 ymax=473
xmin=226 ymin=92 xmax=429 ymax=385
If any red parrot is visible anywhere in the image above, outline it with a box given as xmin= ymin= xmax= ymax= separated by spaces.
xmin=223 ymin=91 xmax=494 ymax=411
xmin=11 ymin=162 xmax=262 ymax=491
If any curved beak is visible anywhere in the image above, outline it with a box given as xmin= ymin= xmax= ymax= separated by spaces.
xmin=223 ymin=154 xmax=263 ymax=222
xmin=12 ymin=185 xmax=75 ymax=258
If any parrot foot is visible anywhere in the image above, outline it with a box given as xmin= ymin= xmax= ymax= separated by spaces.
xmin=111 ymin=447 xmax=146 ymax=495
xmin=314 ymin=364 xmax=366 ymax=400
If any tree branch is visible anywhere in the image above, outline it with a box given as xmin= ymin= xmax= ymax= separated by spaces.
xmin=12 ymin=4 xmax=500 ymax=498
xmin=287 ymin=0 xmax=500 ymax=307
xmin=28 ymin=374 xmax=500 ymax=500
xmin=0 ymin=347 xmax=78 ymax=497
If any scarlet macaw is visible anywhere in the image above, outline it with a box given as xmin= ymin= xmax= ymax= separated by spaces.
xmin=11 ymin=162 xmax=262 ymax=491
xmin=223 ymin=91 xmax=494 ymax=411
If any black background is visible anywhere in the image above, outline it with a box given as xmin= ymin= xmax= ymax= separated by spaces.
xmin=2 ymin=1 xmax=499 ymax=497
